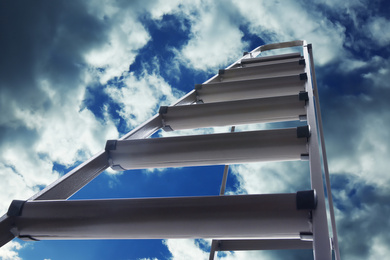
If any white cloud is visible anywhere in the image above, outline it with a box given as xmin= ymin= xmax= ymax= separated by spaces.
xmin=179 ymin=4 xmax=248 ymax=71
xmin=232 ymin=0 xmax=346 ymax=66
xmin=325 ymin=57 xmax=390 ymax=187
xmin=106 ymin=69 xmax=184 ymax=129
xmin=0 ymin=241 xmax=22 ymax=260
xmin=231 ymin=161 xmax=310 ymax=195
xmin=163 ymin=239 xmax=210 ymax=260
xmin=364 ymin=16 xmax=390 ymax=47
xmin=84 ymin=15 xmax=150 ymax=84
xmin=152 ymin=0 xmax=248 ymax=72
xmin=368 ymin=236 xmax=390 ymax=260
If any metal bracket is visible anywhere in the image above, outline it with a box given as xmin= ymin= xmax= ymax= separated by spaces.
xmin=300 ymin=153 xmax=309 ymax=160
xmin=7 ymin=200 xmax=26 ymax=217
xmin=299 ymin=115 xmax=307 ymax=121
xmin=297 ymin=125 xmax=310 ymax=138
xmin=105 ymin=140 xmax=117 ymax=151
xmin=300 ymin=232 xmax=314 ymax=241
xmin=159 ymin=106 xmax=168 ymax=115
xmin=296 ymin=190 xmax=317 ymax=210
xmin=299 ymin=91 xmax=309 ymax=102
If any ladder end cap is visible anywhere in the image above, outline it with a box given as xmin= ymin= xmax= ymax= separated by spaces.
xmin=296 ymin=190 xmax=317 ymax=210
xmin=7 ymin=200 xmax=26 ymax=217
xmin=159 ymin=106 xmax=169 ymax=114
xmin=105 ymin=140 xmax=117 ymax=151
xmin=297 ymin=125 xmax=310 ymax=138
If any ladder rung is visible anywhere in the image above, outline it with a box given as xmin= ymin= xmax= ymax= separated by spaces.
xmin=216 ymin=59 xmax=304 ymax=82
xmin=196 ymin=74 xmax=306 ymax=103
xmin=160 ymin=94 xmax=307 ymax=131
xmin=106 ymin=127 xmax=309 ymax=170
xmin=215 ymin=239 xmax=312 ymax=251
xmin=237 ymin=56 xmax=303 ymax=68
xmin=10 ymin=192 xmax=314 ymax=240
xmin=240 ymin=52 xmax=302 ymax=64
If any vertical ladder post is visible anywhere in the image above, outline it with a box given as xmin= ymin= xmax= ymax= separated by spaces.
xmin=209 ymin=126 xmax=235 ymax=260
xmin=307 ymin=44 xmax=341 ymax=260
xmin=302 ymin=42 xmax=332 ymax=260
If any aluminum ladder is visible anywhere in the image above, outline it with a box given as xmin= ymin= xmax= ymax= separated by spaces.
xmin=0 ymin=40 xmax=340 ymax=260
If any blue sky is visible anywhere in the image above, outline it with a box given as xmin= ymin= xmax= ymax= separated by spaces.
xmin=0 ymin=0 xmax=390 ymax=259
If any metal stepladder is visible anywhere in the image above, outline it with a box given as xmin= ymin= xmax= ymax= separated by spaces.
xmin=0 ymin=40 xmax=340 ymax=260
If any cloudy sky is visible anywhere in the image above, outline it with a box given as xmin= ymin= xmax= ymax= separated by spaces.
xmin=1 ymin=0 xmax=390 ymax=259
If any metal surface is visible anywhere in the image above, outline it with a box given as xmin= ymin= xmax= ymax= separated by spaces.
xmin=30 ymin=151 xmax=110 ymax=201
xmin=196 ymin=74 xmax=306 ymax=103
xmin=219 ymin=126 xmax=235 ymax=196
xmin=0 ymin=215 xmax=14 ymax=248
xmin=217 ymin=59 xmax=305 ymax=82
xmin=216 ymin=239 xmax=313 ymax=251
xmin=239 ymin=52 xmax=302 ymax=65
xmin=107 ymin=127 xmax=308 ymax=170
xmin=256 ymin=40 xmax=304 ymax=52
xmin=302 ymin=42 xmax=332 ymax=259
xmin=161 ymin=95 xmax=306 ymax=130
xmin=11 ymin=193 xmax=312 ymax=240
xmin=308 ymin=45 xmax=341 ymax=260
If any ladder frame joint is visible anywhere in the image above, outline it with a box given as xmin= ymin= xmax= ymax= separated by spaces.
xmin=297 ymin=125 xmax=311 ymax=138
xmin=300 ymin=153 xmax=309 ymax=160
xmin=105 ymin=140 xmax=117 ymax=151
xmin=299 ymin=91 xmax=309 ymax=102
xmin=296 ymin=190 xmax=317 ymax=210
xmin=300 ymin=73 xmax=308 ymax=81
xmin=299 ymin=115 xmax=307 ymax=121
xmin=7 ymin=200 xmax=26 ymax=217
xmin=300 ymin=232 xmax=314 ymax=242
xmin=159 ymin=106 xmax=169 ymax=115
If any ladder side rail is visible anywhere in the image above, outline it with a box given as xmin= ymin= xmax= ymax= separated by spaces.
xmin=209 ymin=126 xmax=235 ymax=260
xmin=308 ymin=44 xmax=341 ymax=260
xmin=302 ymin=42 xmax=332 ymax=260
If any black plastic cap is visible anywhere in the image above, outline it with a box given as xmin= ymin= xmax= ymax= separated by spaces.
xmin=297 ymin=125 xmax=310 ymax=138
xmin=159 ymin=106 xmax=168 ymax=114
xmin=218 ymin=69 xmax=225 ymax=75
xmin=111 ymin=164 xmax=126 ymax=171
xmin=243 ymin=51 xmax=249 ymax=56
xmin=307 ymin=44 xmax=312 ymax=50
xmin=7 ymin=200 xmax=26 ymax=217
xmin=105 ymin=140 xmax=117 ymax=151
xmin=195 ymin=84 xmax=203 ymax=90
xmin=299 ymin=91 xmax=309 ymax=101
xmin=296 ymin=190 xmax=317 ymax=210
xmin=300 ymin=232 xmax=314 ymax=241
xmin=301 ymin=153 xmax=309 ymax=160
xmin=300 ymin=73 xmax=308 ymax=81
xmin=299 ymin=59 xmax=306 ymax=65
xmin=299 ymin=115 xmax=307 ymax=121
xmin=162 ymin=125 xmax=174 ymax=132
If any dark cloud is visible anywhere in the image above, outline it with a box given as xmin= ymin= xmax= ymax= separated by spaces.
xmin=331 ymin=174 xmax=390 ymax=258
xmin=0 ymin=0 xmax=108 ymax=114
